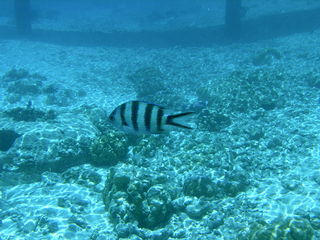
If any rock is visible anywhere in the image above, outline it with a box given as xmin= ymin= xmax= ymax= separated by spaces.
xmin=62 ymin=165 xmax=103 ymax=188
xmin=206 ymin=211 xmax=224 ymax=230
xmin=147 ymin=228 xmax=173 ymax=240
xmin=115 ymin=223 xmax=137 ymax=238
xmin=68 ymin=223 xmax=81 ymax=232
xmin=47 ymin=220 xmax=59 ymax=233
xmin=103 ymin=165 xmax=175 ymax=230
xmin=0 ymin=129 xmax=21 ymax=151
xmin=281 ymin=177 xmax=300 ymax=191
xmin=218 ymin=170 xmax=249 ymax=197
xmin=68 ymin=215 xmax=88 ymax=229
xmin=266 ymin=137 xmax=283 ymax=149
xmin=312 ymin=172 xmax=320 ymax=185
xmin=41 ymin=171 xmax=63 ymax=186
xmin=89 ymin=129 xmax=129 ymax=167
xmin=22 ymin=220 xmax=36 ymax=233
xmin=185 ymin=199 xmax=211 ymax=220
xmin=0 ymin=113 xmax=97 ymax=173
xmin=112 ymin=171 xmax=130 ymax=191
xmin=310 ymin=208 xmax=320 ymax=230
xmin=57 ymin=197 xmax=70 ymax=208
xmin=183 ymin=174 xmax=216 ymax=198
xmin=172 ymin=197 xmax=193 ymax=212
xmin=36 ymin=216 xmax=59 ymax=235
xmin=244 ymin=217 xmax=314 ymax=240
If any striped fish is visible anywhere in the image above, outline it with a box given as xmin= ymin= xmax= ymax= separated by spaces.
xmin=109 ymin=101 xmax=194 ymax=134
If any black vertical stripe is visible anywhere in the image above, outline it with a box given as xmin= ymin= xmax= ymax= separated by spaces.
xmin=144 ymin=104 xmax=153 ymax=132
xmin=120 ymin=103 xmax=128 ymax=126
xmin=157 ymin=108 xmax=164 ymax=132
xmin=131 ymin=101 xmax=139 ymax=131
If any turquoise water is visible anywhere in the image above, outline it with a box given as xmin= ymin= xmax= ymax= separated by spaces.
xmin=0 ymin=0 xmax=320 ymax=239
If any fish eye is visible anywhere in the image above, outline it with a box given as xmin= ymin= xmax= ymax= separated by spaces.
xmin=109 ymin=115 xmax=115 ymax=121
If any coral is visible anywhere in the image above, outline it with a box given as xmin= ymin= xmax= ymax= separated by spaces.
xmin=4 ymin=106 xmax=56 ymax=122
xmin=0 ymin=129 xmax=21 ymax=151
xmin=89 ymin=129 xmax=129 ymax=166
xmin=243 ymin=217 xmax=314 ymax=240
xmin=103 ymin=166 xmax=175 ymax=232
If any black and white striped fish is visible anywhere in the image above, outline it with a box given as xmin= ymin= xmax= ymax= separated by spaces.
xmin=109 ymin=101 xmax=195 ymax=134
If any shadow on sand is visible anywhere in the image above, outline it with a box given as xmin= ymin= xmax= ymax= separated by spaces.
xmin=0 ymin=7 xmax=319 ymax=48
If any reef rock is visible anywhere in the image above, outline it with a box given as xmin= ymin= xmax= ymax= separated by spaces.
xmin=0 ymin=112 xmax=98 ymax=173
xmin=0 ymin=129 xmax=21 ymax=152
xmin=103 ymin=164 xmax=176 ymax=235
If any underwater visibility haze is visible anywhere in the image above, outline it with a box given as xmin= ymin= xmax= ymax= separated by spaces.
xmin=0 ymin=0 xmax=320 ymax=239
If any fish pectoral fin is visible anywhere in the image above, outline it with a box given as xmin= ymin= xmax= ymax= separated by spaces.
xmin=166 ymin=112 xmax=195 ymax=130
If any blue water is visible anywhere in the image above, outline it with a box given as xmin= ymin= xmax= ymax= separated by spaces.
xmin=0 ymin=0 xmax=320 ymax=239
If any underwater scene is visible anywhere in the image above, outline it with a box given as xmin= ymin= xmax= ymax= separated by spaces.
xmin=0 ymin=0 xmax=320 ymax=239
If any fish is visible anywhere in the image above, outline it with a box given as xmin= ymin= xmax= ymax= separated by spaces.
xmin=109 ymin=101 xmax=195 ymax=134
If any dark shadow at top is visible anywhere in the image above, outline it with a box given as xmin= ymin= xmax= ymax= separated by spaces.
xmin=0 ymin=7 xmax=319 ymax=48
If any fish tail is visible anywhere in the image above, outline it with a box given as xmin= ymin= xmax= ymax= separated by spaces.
xmin=166 ymin=112 xmax=195 ymax=130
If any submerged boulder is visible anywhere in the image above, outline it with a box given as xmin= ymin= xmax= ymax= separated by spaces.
xmin=0 ymin=129 xmax=21 ymax=151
